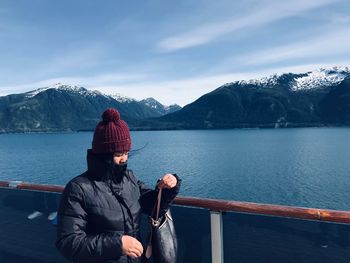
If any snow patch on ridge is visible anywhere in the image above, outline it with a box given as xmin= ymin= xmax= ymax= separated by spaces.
xmin=25 ymin=83 xmax=108 ymax=98
xmin=142 ymin=98 xmax=163 ymax=109
xmin=237 ymin=74 xmax=282 ymax=86
xmin=109 ymin=93 xmax=136 ymax=103
xmin=221 ymin=74 xmax=282 ymax=88
xmin=292 ymin=66 xmax=350 ymax=91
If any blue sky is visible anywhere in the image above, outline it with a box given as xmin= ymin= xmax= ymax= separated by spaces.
xmin=0 ymin=0 xmax=349 ymax=106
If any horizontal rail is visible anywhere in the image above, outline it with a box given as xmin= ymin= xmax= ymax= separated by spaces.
xmin=175 ymin=196 xmax=350 ymax=224
xmin=0 ymin=181 xmax=9 ymax=188
xmin=1 ymin=180 xmax=350 ymax=224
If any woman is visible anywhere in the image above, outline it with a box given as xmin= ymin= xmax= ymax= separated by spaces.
xmin=56 ymin=108 xmax=181 ymax=263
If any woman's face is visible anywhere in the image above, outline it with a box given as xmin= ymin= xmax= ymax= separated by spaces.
xmin=113 ymin=152 xmax=129 ymax=165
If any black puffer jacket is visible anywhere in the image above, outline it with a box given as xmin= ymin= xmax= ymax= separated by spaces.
xmin=56 ymin=150 xmax=181 ymax=263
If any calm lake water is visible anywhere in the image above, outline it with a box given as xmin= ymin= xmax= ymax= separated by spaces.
xmin=0 ymin=128 xmax=349 ymax=210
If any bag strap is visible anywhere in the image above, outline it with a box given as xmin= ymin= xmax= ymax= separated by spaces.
xmin=145 ymin=187 xmax=163 ymax=259
xmin=154 ymin=188 xmax=162 ymax=222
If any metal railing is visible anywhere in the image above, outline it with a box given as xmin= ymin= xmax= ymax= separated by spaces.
xmin=1 ymin=180 xmax=349 ymax=224
xmin=1 ymin=180 xmax=350 ymax=263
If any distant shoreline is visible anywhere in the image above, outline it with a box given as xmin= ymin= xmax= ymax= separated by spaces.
xmin=1 ymin=123 xmax=350 ymax=134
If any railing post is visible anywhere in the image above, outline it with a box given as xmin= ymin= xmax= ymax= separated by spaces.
xmin=9 ymin=181 xmax=23 ymax=188
xmin=210 ymin=211 xmax=224 ymax=263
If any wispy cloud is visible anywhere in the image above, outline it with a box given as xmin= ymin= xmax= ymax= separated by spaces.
xmin=42 ymin=43 xmax=111 ymax=74
xmin=157 ymin=0 xmax=339 ymax=52
xmin=230 ymin=26 xmax=350 ymax=67
xmin=0 ymin=72 xmax=150 ymax=95
xmin=327 ymin=13 xmax=350 ymax=24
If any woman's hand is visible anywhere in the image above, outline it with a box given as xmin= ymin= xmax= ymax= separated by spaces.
xmin=121 ymin=235 xmax=143 ymax=258
xmin=157 ymin=174 xmax=177 ymax=189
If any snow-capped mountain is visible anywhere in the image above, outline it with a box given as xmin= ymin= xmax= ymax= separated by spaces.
xmin=25 ymin=83 xmax=179 ymax=111
xmin=1 ymin=66 xmax=350 ymax=132
xmin=222 ymin=66 xmax=350 ymax=91
xmin=140 ymin=98 xmax=181 ymax=115
xmin=0 ymin=83 xmax=181 ymax=132
xmin=141 ymin=97 xmax=163 ymax=110
xmin=109 ymin=93 xmax=136 ymax=103
xmin=25 ymin=83 xmax=106 ymax=98
xmin=158 ymin=66 xmax=350 ymax=129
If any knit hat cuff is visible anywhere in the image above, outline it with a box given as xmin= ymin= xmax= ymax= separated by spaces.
xmin=92 ymin=139 xmax=131 ymax=154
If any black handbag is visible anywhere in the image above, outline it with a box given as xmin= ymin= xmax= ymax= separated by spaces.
xmin=144 ymin=188 xmax=177 ymax=263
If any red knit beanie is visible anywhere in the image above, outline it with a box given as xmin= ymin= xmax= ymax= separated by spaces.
xmin=92 ymin=108 xmax=131 ymax=154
